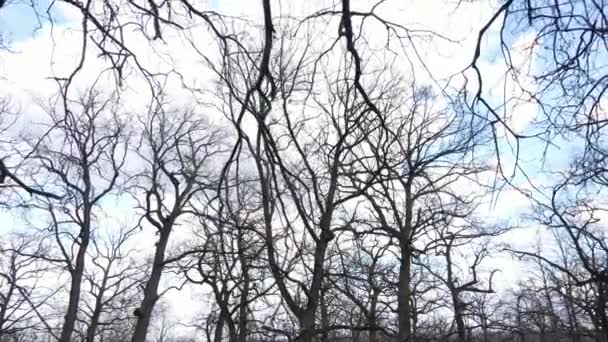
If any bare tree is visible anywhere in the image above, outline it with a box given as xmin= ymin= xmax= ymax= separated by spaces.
xmin=421 ymin=225 xmax=501 ymax=342
xmin=130 ymin=104 xmax=225 ymax=342
xmin=6 ymin=1 xmax=608 ymax=341
xmin=0 ymin=234 xmax=56 ymax=340
xmin=358 ymin=84 xmax=487 ymax=342
xmin=23 ymin=88 xmax=128 ymax=342
xmin=179 ymin=179 xmax=270 ymax=342
xmin=78 ymin=226 xmax=147 ymax=342
xmin=509 ymin=177 xmax=608 ymax=342
xmin=328 ymin=235 xmax=395 ymax=342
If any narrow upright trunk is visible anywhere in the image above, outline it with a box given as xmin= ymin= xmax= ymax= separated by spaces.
xmin=397 ymin=242 xmax=412 ymax=342
xmin=85 ymin=262 xmax=111 ymax=342
xmin=59 ymin=205 xmax=91 ymax=342
xmin=59 ymin=240 xmax=88 ymax=342
xmin=565 ymin=292 xmax=581 ymax=342
xmin=398 ymin=183 xmax=414 ymax=342
xmin=220 ymin=287 xmax=237 ymax=341
xmin=131 ymin=228 xmax=171 ymax=342
xmin=452 ymin=294 xmax=467 ymax=342
xmin=236 ymin=281 xmax=249 ymax=342
xmin=539 ymin=324 xmax=546 ymax=342
xmin=320 ymin=290 xmax=329 ymax=342
xmin=368 ymin=291 xmax=379 ymax=342
xmin=214 ymin=315 xmax=226 ymax=342
xmin=237 ymin=232 xmax=251 ymax=342
xmin=298 ymin=216 xmax=333 ymax=342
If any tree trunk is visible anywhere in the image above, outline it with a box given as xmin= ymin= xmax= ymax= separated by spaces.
xmin=220 ymin=292 xmax=236 ymax=342
xmin=516 ymin=296 xmax=526 ymax=342
xmin=320 ymin=290 xmax=329 ymax=342
xmin=397 ymin=242 xmax=412 ymax=342
xmin=368 ymin=293 xmax=378 ymax=342
xmin=368 ymin=318 xmax=378 ymax=342
xmin=482 ymin=324 xmax=489 ymax=342
xmin=351 ymin=327 xmax=360 ymax=342
xmin=131 ymin=228 xmax=171 ymax=342
xmin=237 ymin=233 xmax=250 ymax=342
xmin=85 ymin=263 xmax=111 ymax=342
xmin=300 ymin=309 xmax=316 ymax=342
xmin=85 ymin=300 xmax=103 ymax=342
xmin=59 ymin=206 xmax=91 ymax=342
xmin=214 ymin=314 xmax=226 ymax=342
xmin=398 ymin=180 xmax=414 ymax=342
xmin=299 ymin=229 xmax=331 ymax=342
xmin=453 ymin=294 xmax=467 ymax=342
xmin=237 ymin=287 xmax=249 ymax=342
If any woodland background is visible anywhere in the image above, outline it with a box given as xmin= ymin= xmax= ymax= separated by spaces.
xmin=0 ymin=0 xmax=606 ymax=342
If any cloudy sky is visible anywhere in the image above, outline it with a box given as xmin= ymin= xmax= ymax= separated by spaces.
xmin=0 ymin=0 xmax=569 ymax=335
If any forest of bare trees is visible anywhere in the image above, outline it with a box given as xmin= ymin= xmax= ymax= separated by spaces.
xmin=0 ymin=0 xmax=606 ymax=341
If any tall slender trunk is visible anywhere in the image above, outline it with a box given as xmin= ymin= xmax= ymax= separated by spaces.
xmin=368 ymin=291 xmax=379 ymax=342
xmin=220 ymin=288 xmax=237 ymax=342
xmin=516 ymin=296 xmax=526 ymax=342
xmin=299 ymin=217 xmax=333 ymax=342
xmin=398 ymin=242 xmax=412 ymax=342
xmin=452 ymin=294 xmax=467 ymax=342
xmin=320 ymin=290 xmax=329 ymax=342
xmin=368 ymin=317 xmax=378 ymax=342
xmin=237 ymin=232 xmax=251 ymax=342
xmin=236 ymin=289 xmax=249 ymax=342
xmin=59 ymin=204 xmax=91 ymax=342
xmin=131 ymin=227 xmax=171 ymax=342
xmin=351 ymin=329 xmax=359 ymax=342
xmin=85 ymin=262 xmax=111 ymax=342
xmin=299 ymin=261 xmax=324 ymax=342
xmin=214 ymin=315 xmax=226 ymax=342
xmin=539 ymin=324 xmax=547 ymax=342
xmin=398 ymin=182 xmax=413 ymax=342
xmin=565 ymin=293 xmax=580 ymax=342
xmin=85 ymin=307 xmax=102 ymax=342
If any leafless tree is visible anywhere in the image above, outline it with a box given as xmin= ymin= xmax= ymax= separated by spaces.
xmin=5 ymin=1 xmax=608 ymax=341
xmin=328 ymin=235 xmax=395 ymax=342
xmin=23 ymin=87 xmax=128 ymax=342
xmin=357 ymin=83 xmax=488 ymax=342
xmin=179 ymin=178 xmax=270 ymax=342
xmin=77 ymin=226 xmax=147 ymax=342
xmin=421 ymin=226 xmax=501 ymax=342
xmin=509 ymin=180 xmax=608 ymax=342
xmin=130 ymin=103 xmax=225 ymax=342
xmin=0 ymin=234 xmax=57 ymax=340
